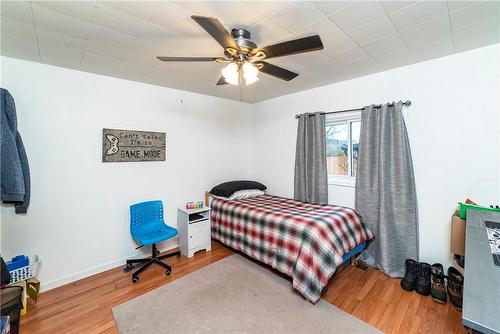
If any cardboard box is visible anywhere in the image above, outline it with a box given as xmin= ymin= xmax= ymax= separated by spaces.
xmin=450 ymin=212 xmax=466 ymax=256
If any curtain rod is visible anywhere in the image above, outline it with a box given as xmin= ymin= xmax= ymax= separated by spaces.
xmin=294 ymin=100 xmax=411 ymax=119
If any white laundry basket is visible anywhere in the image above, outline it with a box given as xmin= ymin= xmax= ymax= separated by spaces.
xmin=9 ymin=255 xmax=40 ymax=284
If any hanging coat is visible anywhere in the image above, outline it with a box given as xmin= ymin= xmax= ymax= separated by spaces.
xmin=1 ymin=88 xmax=30 ymax=213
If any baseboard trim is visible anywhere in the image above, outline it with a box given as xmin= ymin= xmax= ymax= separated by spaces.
xmin=41 ymin=244 xmax=178 ymax=292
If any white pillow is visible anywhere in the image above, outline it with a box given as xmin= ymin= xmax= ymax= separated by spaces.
xmin=229 ymin=189 xmax=265 ymax=200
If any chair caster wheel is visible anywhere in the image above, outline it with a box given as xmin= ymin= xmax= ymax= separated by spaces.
xmin=132 ymin=276 xmax=139 ymax=283
xmin=123 ymin=263 xmax=134 ymax=273
xmin=165 ymin=269 xmax=171 ymax=276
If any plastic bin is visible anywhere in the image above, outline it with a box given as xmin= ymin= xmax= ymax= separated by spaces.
xmin=459 ymin=202 xmax=500 ymax=219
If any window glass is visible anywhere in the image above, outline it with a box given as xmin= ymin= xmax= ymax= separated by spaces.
xmin=326 ymin=123 xmax=348 ymax=176
xmin=351 ymin=121 xmax=361 ymax=177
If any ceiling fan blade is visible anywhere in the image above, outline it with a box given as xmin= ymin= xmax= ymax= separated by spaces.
xmin=256 ymin=35 xmax=323 ymax=60
xmin=255 ymin=61 xmax=299 ymax=81
xmin=157 ymin=56 xmax=223 ymax=62
xmin=191 ymin=16 xmax=239 ymax=51
xmin=216 ymin=76 xmax=228 ymax=85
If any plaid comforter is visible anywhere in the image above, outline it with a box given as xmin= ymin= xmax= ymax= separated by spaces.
xmin=211 ymin=195 xmax=374 ymax=303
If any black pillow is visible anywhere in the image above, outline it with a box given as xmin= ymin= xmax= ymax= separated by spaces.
xmin=210 ymin=181 xmax=267 ymax=198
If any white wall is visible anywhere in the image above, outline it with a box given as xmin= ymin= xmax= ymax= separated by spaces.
xmin=252 ymin=44 xmax=500 ymax=268
xmin=0 ymin=56 xmax=252 ymax=290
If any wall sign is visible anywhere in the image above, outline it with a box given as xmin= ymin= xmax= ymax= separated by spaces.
xmin=102 ymin=128 xmax=166 ymax=162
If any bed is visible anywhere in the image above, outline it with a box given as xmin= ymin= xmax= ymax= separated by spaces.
xmin=208 ymin=193 xmax=374 ymax=303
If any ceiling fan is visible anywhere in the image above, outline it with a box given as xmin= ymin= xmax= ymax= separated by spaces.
xmin=157 ymin=15 xmax=324 ymax=86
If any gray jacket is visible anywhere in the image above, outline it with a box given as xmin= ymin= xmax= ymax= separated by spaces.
xmin=1 ymin=88 xmax=30 ymax=213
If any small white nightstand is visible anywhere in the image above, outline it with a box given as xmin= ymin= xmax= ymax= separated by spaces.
xmin=177 ymin=206 xmax=212 ymax=258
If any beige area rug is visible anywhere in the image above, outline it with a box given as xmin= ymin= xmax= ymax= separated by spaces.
xmin=113 ymin=254 xmax=381 ymax=334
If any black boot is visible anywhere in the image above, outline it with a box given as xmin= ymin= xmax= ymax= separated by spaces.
xmin=415 ymin=262 xmax=431 ymax=296
xmin=400 ymin=259 xmax=418 ymax=291
xmin=447 ymin=267 xmax=464 ymax=310
xmin=430 ymin=263 xmax=447 ymax=304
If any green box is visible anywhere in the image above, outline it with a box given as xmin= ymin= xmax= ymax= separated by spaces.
xmin=459 ymin=202 xmax=500 ymax=219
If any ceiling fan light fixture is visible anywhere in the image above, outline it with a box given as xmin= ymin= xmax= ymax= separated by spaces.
xmin=221 ymin=62 xmax=239 ymax=85
xmin=242 ymin=62 xmax=259 ymax=85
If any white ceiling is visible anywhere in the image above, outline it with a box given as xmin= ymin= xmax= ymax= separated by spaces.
xmin=1 ymin=1 xmax=499 ymax=103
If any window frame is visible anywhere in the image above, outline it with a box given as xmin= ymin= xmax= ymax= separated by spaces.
xmin=325 ymin=112 xmax=361 ymax=187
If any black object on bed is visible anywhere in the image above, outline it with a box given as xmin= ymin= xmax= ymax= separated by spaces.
xmin=210 ymin=180 xmax=267 ymax=197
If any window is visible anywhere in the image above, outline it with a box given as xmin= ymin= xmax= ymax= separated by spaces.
xmin=326 ymin=115 xmax=361 ymax=186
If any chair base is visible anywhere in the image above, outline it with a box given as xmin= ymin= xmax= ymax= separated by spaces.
xmin=124 ymin=244 xmax=180 ymax=283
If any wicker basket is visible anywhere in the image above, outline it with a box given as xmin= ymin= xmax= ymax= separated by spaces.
xmin=9 ymin=255 xmax=40 ymax=284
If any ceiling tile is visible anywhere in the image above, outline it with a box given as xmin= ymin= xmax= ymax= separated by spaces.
xmin=243 ymin=1 xmax=291 ymax=18
xmin=453 ymin=15 xmax=500 ymax=51
xmin=269 ymin=2 xmax=324 ymax=33
xmin=81 ymin=52 xmax=120 ymax=75
xmin=85 ymin=40 xmax=127 ymax=60
xmin=114 ymin=60 xmax=152 ymax=81
xmin=39 ymin=42 xmax=83 ymax=69
xmin=449 ymin=1 xmax=500 ymax=28
xmin=412 ymin=42 xmax=455 ymax=62
xmin=87 ymin=24 xmax=136 ymax=51
xmin=327 ymin=46 xmax=373 ymax=65
xmin=407 ymin=32 xmax=453 ymax=53
xmin=99 ymin=1 xmax=162 ymax=21
xmin=286 ymin=51 xmax=337 ymax=71
xmin=371 ymin=48 xmax=414 ymax=67
xmin=347 ymin=15 xmax=398 ymax=45
xmin=35 ymin=1 xmax=96 ymax=23
xmin=0 ymin=33 xmax=39 ymax=62
xmin=360 ymin=32 xmax=408 ymax=57
xmin=92 ymin=2 xmax=149 ymax=37
xmin=0 ymin=1 xmax=33 ymax=23
xmin=447 ymin=0 xmax=482 ymax=13
xmin=328 ymin=1 xmax=387 ymax=31
xmin=126 ymin=40 xmax=168 ymax=65
xmin=137 ymin=23 xmax=185 ymax=49
xmin=149 ymin=2 xmax=199 ymax=35
xmin=37 ymin=26 xmax=87 ymax=51
xmin=32 ymin=3 xmax=92 ymax=40
xmin=389 ymin=1 xmax=448 ymax=30
xmin=1 ymin=16 xmax=36 ymax=41
xmin=399 ymin=15 xmax=452 ymax=45
xmin=313 ymin=1 xmax=354 ymax=16
xmin=294 ymin=17 xmax=346 ymax=42
xmin=322 ymin=33 xmax=358 ymax=55
xmin=379 ymin=1 xmax=417 ymax=14
xmin=172 ymin=34 xmax=223 ymax=57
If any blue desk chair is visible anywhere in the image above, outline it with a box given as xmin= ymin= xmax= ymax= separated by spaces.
xmin=124 ymin=200 xmax=180 ymax=283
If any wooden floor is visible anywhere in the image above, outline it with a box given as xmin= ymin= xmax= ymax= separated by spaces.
xmin=20 ymin=242 xmax=466 ymax=334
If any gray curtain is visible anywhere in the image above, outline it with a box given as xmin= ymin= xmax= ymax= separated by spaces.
xmin=294 ymin=112 xmax=328 ymax=204
xmin=356 ymin=101 xmax=418 ymax=277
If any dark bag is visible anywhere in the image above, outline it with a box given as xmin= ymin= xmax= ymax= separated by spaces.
xmin=0 ymin=256 xmax=11 ymax=285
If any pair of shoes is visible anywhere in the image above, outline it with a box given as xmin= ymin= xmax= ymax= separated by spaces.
xmin=400 ymin=259 xmax=431 ymax=295
xmin=447 ymin=267 xmax=464 ymax=310
xmin=431 ymin=265 xmax=465 ymax=308
xmin=430 ymin=263 xmax=447 ymax=303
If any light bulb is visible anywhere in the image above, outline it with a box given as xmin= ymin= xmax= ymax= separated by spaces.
xmin=221 ymin=63 xmax=239 ymax=85
xmin=242 ymin=62 xmax=259 ymax=85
